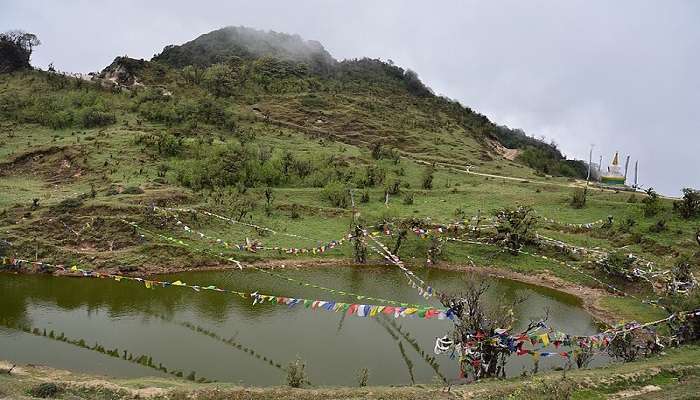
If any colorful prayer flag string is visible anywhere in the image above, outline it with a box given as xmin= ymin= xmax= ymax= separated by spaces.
xmin=0 ymin=257 xmax=451 ymax=322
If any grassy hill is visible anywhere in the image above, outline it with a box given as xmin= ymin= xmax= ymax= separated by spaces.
xmin=1 ymin=25 xmax=700 ymax=397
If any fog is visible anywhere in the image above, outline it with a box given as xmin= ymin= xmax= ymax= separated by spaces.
xmin=2 ymin=0 xmax=698 ymax=195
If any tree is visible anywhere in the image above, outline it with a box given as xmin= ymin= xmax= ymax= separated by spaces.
xmin=203 ymin=63 xmax=237 ymax=97
xmin=0 ymin=30 xmax=40 ymax=73
xmin=421 ymin=165 xmax=434 ymax=190
xmin=181 ymin=65 xmax=204 ymax=85
xmin=439 ymin=277 xmax=539 ymax=380
xmin=352 ymin=224 xmax=367 ymax=264
xmin=674 ymin=188 xmax=700 ymax=219
xmin=641 ymin=188 xmax=662 ymax=217
xmin=492 ymin=206 xmax=538 ymax=253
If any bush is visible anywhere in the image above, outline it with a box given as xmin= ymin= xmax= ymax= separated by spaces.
xmin=385 ymin=179 xmax=401 ymax=195
xmin=122 ymin=186 xmax=144 ymax=195
xmin=323 ymin=181 xmax=349 ymax=208
xmin=607 ymin=328 xmax=661 ymax=362
xmin=52 ymin=196 xmax=84 ymax=213
xmin=360 ymin=191 xmax=370 ymax=203
xmin=493 ymin=205 xmax=538 ymax=253
xmin=596 ymin=251 xmax=638 ymax=281
xmin=28 ymin=382 xmax=62 ymax=398
xmin=642 ymin=188 xmax=662 ymax=217
xmin=357 ymin=367 xmax=369 ymax=387
xmin=674 ymin=188 xmax=700 ymax=219
xmin=78 ymin=107 xmax=116 ymax=128
xmin=402 ymin=192 xmax=414 ymax=205
xmin=290 ymin=204 xmax=300 ymax=219
xmin=286 ymin=358 xmax=307 ymax=388
xmin=421 ymin=166 xmax=434 ymax=190
xmin=570 ymin=188 xmax=586 ymax=208
xmin=617 ymin=217 xmax=637 ymax=234
xmin=649 ymin=219 xmax=667 ymax=233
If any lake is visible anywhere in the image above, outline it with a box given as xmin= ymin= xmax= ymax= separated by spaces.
xmin=0 ymin=265 xmax=605 ymax=386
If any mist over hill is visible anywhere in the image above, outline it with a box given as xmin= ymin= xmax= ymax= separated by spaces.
xmin=145 ymin=26 xmax=585 ymax=177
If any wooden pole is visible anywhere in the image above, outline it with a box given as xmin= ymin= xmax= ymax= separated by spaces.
xmin=623 ymin=155 xmax=630 ymax=184
xmin=634 ymin=160 xmax=639 ymax=189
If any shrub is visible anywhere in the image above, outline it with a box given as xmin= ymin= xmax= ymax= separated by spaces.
xmin=286 ymin=358 xmax=307 ymax=388
xmin=574 ymin=347 xmax=594 ymax=368
xmin=596 ymin=251 xmax=638 ymax=281
xmin=607 ymin=328 xmax=661 ymax=362
xmin=78 ymin=107 xmax=116 ymax=128
xmin=617 ymin=217 xmax=637 ymax=234
xmin=402 ymin=192 xmax=414 ymax=205
xmin=52 ymin=196 xmax=84 ymax=213
xmin=493 ymin=205 xmax=538 ymax=253
xmin=290 ymin=204 xmax=300 ymax=219
xmin=570 ymin=188 xmax=587 ymax=208
xmin=357 ymin=367 xmax=369 ymax=387
xmin=122 ymin=186 xmax=144 ymax=195
xmin=648 ymin=219 xmax=667 ymax=233
xmin=323 ymin=181 xmax=349 ymax=208
xmin=385 ymin=179 xmax=401 ymax=195
xmin=674 ymin=188 xmax=700 ymax=219
xmin=203 ymin=63 xmax=236 ymax=97
xmin=28 ymin=382 xmax=62 ymax=398
xmin=360 ymin=191 xmax=370 ymax=203
xmin=642 ymin=188 xmax=662 ymax=217
xmin=421 ymin=166 xmax=434 ymax=190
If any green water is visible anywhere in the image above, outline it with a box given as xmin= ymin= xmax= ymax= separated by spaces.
xmin=0 ymin=266 xmax=605 ymax=385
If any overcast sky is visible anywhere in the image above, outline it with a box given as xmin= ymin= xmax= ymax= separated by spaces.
xmin=2 ymin=0 xmax=698 ymax=195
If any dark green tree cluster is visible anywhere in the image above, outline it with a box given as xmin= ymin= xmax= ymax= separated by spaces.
xmin=0 ymin=30 xmax=40 ymax=73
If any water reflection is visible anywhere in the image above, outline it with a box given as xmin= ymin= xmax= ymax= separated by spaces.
xmin=0 ymin=266 xmax=604 ymax=385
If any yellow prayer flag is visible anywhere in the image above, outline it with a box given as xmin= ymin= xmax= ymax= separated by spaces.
xmin=540 ymin=334 xmax=550 ymax=346
xmin=70 ymin=266 xmax=78 ymax=272
xmin=369 ymin=306 xmax=378 ymax=317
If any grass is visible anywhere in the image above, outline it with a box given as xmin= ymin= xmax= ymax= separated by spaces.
xmin=1 ymin=346 xmax=700 ymax=399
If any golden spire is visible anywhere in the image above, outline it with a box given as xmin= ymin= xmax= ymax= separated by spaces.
xmin=612 ymin=152 xmax=619 ymax=166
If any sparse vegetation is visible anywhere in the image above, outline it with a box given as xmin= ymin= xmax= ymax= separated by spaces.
xmin=28 ymin=382 xmax=62 ymax=398
xmin=570 ymin=188 xmax=586 ymax=208
xmin=286 ymin=358 xmax=307 ymax=388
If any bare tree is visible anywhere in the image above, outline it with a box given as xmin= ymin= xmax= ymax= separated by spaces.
xmin=438 ymin=276 xmax=543 ymax=381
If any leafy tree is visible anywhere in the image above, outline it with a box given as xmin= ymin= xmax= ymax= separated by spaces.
xmin=0 ymin=30 xmax=40 ymax=73
xmin=674 ymin=188 xmax=700 ymax=219
xmin=181 ymin=65 xmax=204 ymax=85
xmin=493 ymin=206 xmax=538 ymax=253
xmin=203 ymin=63 xmax=237 ymax=97
xmin=642 ymin=188 xmax=662 ymax=217
xmin=323 ymin=181 xmax=349 ymax=208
